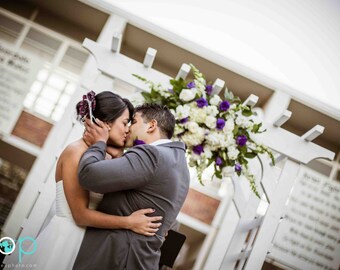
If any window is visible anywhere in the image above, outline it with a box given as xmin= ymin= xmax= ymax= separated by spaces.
xmin=0 ymin=10 xmax=88 ymax=122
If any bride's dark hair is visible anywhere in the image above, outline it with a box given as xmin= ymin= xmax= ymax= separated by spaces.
xmin=76 ymin=91 xmax=134 ymax=123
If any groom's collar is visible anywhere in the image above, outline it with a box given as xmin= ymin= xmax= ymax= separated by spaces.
xmin=149 ymin=139 xmax=172 ymax=146
xmin=156 ymin=141 xmax=187 ymax=151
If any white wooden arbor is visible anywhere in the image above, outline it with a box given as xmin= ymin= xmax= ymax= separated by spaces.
xmin=3 ymin=25 xmax=335 ymax=269
xmin=79 ymin=37 xmax=335 ymax=270
xmin=203 ymin=117 xmax=334 ymax=269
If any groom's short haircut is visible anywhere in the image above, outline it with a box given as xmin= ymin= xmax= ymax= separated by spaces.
xmin=135 ymin=104 xmax=175 ymax=139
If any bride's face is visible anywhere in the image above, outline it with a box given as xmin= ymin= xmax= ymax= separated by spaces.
xmin=125 ymin=112 xmax=149 ymax=147
xmin=106 ymin=109 xmax=130 ymax=147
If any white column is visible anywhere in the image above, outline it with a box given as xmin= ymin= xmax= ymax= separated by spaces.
xmin=2 ymin=13 xmax=127 ymax=240
xmin=244 ymin=159 xmax=300 ymax=269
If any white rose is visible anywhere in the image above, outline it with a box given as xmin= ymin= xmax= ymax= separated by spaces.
xmin=227 ymin=146 xmax=239 ymax=160
xmin=235 ymin=113 xmax=252 ymax=129
xmin=205 ymin=116 xmax=217 ymax=129
xmin=221 ymin=134 xmax=234 ymax=148
xmin=176 ymin=105 xmax=190 ymax=119
xmin=187 ymin=122 xmax=200 ymax=133
xmin=190 ymin=107 xmax=207 ymax=124
xmin=160 ymin=91 xmax=171 ymax=98
xmin=203 ymin=145 xmax=213 ymax=159
xmin=179 ymin=89 xmax=196 ymax=102
xmin=181 ymin=130 xmax=205 ymax=146
xmin=206 ymin=131 xmax=224 ymax=146
xmin=230 ymin=104 xmax=237 ymax=110
xmin=174 ymin=125 xmax=185 ymax=136
xmin=223 ymin=119 xmax=235 ymax=133
xmin=204 ymin=106 xmax=219 ymax=116
xmin=209 ymin=95 xmax=222 ymax=106
xmin=190 ymin=153 xmax=202 ymax=161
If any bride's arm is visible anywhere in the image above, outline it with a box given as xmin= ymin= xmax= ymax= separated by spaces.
xmin=61 ymin=146 xmax=162 ymax=236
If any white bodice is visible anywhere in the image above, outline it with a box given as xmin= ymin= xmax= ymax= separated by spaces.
xmin=56 ymin=180 xmax=103 ymax=219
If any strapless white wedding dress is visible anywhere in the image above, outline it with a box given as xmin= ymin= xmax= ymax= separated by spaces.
xmin=20 ymin=181 xmax=103 ymax=269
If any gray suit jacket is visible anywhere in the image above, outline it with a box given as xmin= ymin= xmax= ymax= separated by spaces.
xmin=73 ymin=141 xmax=190 ymax=270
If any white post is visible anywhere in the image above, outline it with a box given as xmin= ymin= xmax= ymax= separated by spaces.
xmin=244 ymin=159 xmax=300 ymax=269
xmin=2 ymin=13 xmax=127 ymax=242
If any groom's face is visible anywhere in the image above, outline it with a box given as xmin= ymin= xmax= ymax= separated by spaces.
xmin=125 ymin=112 xmax=149 ymax=147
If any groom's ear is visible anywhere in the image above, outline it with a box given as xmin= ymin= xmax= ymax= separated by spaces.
xmin=147 ymin=119 xmax=158 ymax=133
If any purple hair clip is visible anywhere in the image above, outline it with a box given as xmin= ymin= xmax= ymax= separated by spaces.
xmin=78 ymin=90 xmax=96 ymax=122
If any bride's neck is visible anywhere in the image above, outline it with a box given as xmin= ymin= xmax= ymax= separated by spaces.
xmin=82 ymin=137 xmax=91 ymax=147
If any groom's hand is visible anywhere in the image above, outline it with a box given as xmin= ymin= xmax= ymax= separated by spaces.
xmin=83 ymin=118 xmax=109 ymax=146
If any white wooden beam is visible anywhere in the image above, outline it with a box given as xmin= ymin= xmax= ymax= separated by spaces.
xmin=82 ymin=38 xmax=172 ymax=91
xmin=301 ymin=125 xmax=324 ymax=142
xmin=212 ymin=79 xmax=225 ymax=96
xmin=263 ymin=91 xmax=291 ymax=124
xmin=143 ymin=47 xmax=157 ymax=68
xmin=175 ymin=63 xmax=191 ymax=80
xmin=244 ymin=160 xmax=301 ymax=269
xmin=239 ymin=216 xmax=263 ymax=231
xmin=232 ymin=179 xmax=247 ymax=217
xmin=111 ymin=33 xmax=122 ymax=53
xmin=273 ymin=110 xmax=292 ymax=127
xmin=243 ymin=94 xmax=259 ymax=108
xmin=254 ymin=123 xmax=334 ymax=164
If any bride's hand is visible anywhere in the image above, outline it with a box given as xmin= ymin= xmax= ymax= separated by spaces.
xmin=127 ymin=209 xmax=162 ymax=236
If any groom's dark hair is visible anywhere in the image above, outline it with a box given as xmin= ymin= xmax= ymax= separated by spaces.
xmin=135 ymin=104 xmax=175 ymax=139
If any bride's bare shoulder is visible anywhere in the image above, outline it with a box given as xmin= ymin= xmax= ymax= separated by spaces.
xmin=60 ymin=139 xmax=86 ymax=160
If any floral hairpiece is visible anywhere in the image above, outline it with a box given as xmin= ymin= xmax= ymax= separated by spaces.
xmin=78 ymin=90 xmax=96 ymax=122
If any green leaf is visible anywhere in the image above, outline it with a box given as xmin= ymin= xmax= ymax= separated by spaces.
xmin=245 ymin=152 xmax=257 ymax=159
xmin=141 ymin=92 xmax=152 ymax=103
xmin=215 ymin=170 xmax=222 ymax=179
xmin=224 ymin=90 xmax=234 ymax=101
xmin=222 ymin=151 xmax=227 ymax=161
xmin=240 ymin=146 xmax=247 ymax=154
xmin=252 ymin=123 xmax=262 ymax=133
xmin=132 ymin=74 xmax=147 ymax=82
xmin=233 ymin=126 xmax=239 ymax=135
xmin=242 ymin=107 xmax=252 ymax=117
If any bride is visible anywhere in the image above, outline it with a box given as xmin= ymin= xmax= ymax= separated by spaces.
xmin=16 ymin=91 xmax=162 ymax=269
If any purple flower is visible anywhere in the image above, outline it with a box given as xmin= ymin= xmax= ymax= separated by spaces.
xmin=236 ymin=135 xmax=247 ymax=146
xmin=196 ymin=98 xmax=208 ymax=108
xmin=187 ymin=81 xmax=195 ymax=89
xmin=235 ymin=163 xmax=242 ymax=172
xmin=216 ymin=118 xmax=225 ymax=130
xmin=179 ymin=117 xmax=189 ymax=124
xmin=219 ymin=100 xmax=230 ymax=111
xmin=168 ymin=88 xmax=174 ymax=94
xmin=133 ymin=139 xmax=146 ymax=146
xmin=216 ymin=156 xmax=223 ymax=166
xmin=193 ymin=144 xmax=204 ymax=155
xmin=205 ymin=85 xmax=213 ymax=95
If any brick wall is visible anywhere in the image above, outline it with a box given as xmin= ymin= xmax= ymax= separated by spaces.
xmin=11 ymin=111 xmax=53 ymax=147
xmin=181 ymin=188 xmax=220 ymax=225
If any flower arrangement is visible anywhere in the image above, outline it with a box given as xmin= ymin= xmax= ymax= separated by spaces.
xmin=133 ymin=64 xmax=274 ymax=197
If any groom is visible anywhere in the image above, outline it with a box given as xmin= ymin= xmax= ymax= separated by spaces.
xmin=73 ymin=104 xmax=190 ymax=270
